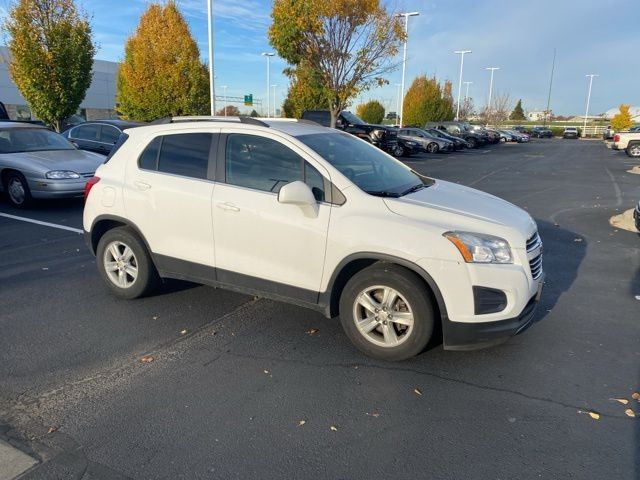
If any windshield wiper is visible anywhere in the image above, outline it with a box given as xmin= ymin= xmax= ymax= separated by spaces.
xmin=399 ymin=183 xmax=426 ymax=196
xmin=366 ymin=190 xmax=401 ymax=198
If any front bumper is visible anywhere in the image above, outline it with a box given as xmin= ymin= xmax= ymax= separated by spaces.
xmin=27 ymin=176 xmax=90 ymax=199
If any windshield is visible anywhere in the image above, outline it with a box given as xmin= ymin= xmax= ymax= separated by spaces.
xmin=340 ymin=111 xmax=366 ymax=126
xmin=0 ymin=128 xmax=75 ymax=154
xmin=298 ymin=132 xmax=431 ymax=197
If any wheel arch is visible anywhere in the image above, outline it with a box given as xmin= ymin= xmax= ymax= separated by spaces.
xmin=89 ymin=214 xmax=153 ymax=257
xmin=322 ymin=253 xmax=448 ymax=324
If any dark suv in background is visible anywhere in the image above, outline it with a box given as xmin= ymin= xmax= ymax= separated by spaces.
xmin=424 ymin=121 xmax=486 ymax=148
xmin=531 ymin=127 xmax=553 ymax=138
xmin=301 ymin=110 xmax=399 ymax=155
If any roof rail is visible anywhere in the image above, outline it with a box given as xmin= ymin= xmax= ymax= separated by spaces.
xmin=148 ymin=116 xmax=270 ymax=127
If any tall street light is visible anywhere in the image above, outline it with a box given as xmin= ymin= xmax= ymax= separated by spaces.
xmin=395 ymin=83 xmax=402 ymax=124
xmin=485 ymin=67 xmax=500 ymax=124
xmin=583 ymin=74 xmax=598 ymax=135
xmin=262 ymin=52 xmax=275 ymax=117
xmin=395 ymin=11 xmax=419 ymax=127
xmin=454 ymin=50 xmax=471 ymax=121
xmin=464 ymin=81 xmax=473 ymax=100
xmin=207 ymin=0 xmax=215 ymax=115
xmin=271 ymin=84 xmax=278 ymax=117
xmin=221 ymin=85 xmax=228 ymax=116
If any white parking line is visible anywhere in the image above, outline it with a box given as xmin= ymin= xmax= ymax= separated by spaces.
xmin=0 ymin=212 xmax=83 ymax=234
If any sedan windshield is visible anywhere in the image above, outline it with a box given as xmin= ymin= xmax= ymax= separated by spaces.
xmin=0 ymin=128 xmax=75 ymax=154
xmin=298 ymin=132 xmax=431 ymax=197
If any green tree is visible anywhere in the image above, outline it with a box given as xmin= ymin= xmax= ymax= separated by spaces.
xmin=281 ymin=66 xmax=328 ymax=118
xmin=356 ymin=100 xmax=385 ymax=124
xmin=402 ymin=76 xmax=455 ymax=127
xmin=116 ymin=1 xmax=210 ymax=121
xmin=269 ymin=0 xmax=404 ymax=127
xmin=610 ymin=104 xmax=633 ymax=131
xmin=250 ymin=109 xmax=259 ymax=117
xmin=509 ymin=99 xmax=526 ymax=120
xmin=3 ymin=0 xmax=96 ymax=131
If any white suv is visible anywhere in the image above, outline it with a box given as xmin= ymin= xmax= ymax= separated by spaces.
xmin=83 ymin=117 xmax=544 ymax=361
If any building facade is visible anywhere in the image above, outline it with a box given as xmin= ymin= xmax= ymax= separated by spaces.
xmin=0 ymin=47 xmax=118 ymax=121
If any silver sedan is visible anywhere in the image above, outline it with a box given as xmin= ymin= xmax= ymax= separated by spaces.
xmin=0 ymin=122 xmax=106 ymax=207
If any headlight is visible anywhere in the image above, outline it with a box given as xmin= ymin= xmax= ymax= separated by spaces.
xmin=444 ymin=231 xmax=513 ymax=264
xmin=45 ymin=170 xmax=81 ymax=179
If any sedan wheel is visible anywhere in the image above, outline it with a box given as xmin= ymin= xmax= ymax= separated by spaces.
xmin=393 ymin=145 xmax=405 ymax=157
xmin=4 ymin=172 xmax=32 ymax=208
xmin=426 ymin=142 xmax=439 ymax=154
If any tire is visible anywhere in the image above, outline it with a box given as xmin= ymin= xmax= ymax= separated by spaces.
xmin=466 ymin=138 xmax=477 ymax=148
xmin=96 ymin=226 xmax=160 ymax=299
xmin=3 ymin=171 xmax=33 ymax=208
xmin=393 ymin=144 xmax=405 ymax=157
xmin=500 ymin=137 xmax=506 ymax=143
xmin=626 ymin=143 xmax=640 ymax=158
xmin=339 ymin=263 xmax=435 ymax=361
xmin=426 ymin=142 xmax=439 ymax=154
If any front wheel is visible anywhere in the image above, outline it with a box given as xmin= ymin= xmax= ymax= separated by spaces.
xmin=4 ymin=171 xmax=33 ymax=208
xmin=392 ymin=144 xmax=405 ymax=157
xmin=339 ymin=264 xmax=435 ymax=361
xmin=426 ymin=142 xmax=439 ymax=154
xmin=96 ymin=226 xmax=160 ymax=299
xmin=466 ymin=138 xmax=477 ymax=148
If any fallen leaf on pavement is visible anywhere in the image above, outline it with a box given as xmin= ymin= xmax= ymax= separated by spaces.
xmin=298 ymin=420 xmax=306 ymax=427
xmin=152 ymin=315 xmax=159 ymax=320
xmin=367 ymin=411 xmax=381 ymax=418
xmin=634 ymin=296 xmax=640 ymax=301
xmin=47 ymin=426 xmax=56 ymax=434
xmin=578 ymin=410 xmax=600 ymax=420
xmin=305 ymin=328 xmax=319 ymax=335
xmin=180 ymin=329 xmax=187 ymax=335
xmin=632 ymin=392 xmax=640 ymax=401
xmin=141 ymin=355 xmax=154 ymax=363
xmin=413 ymin=388 xmax=423 ymax=396
xmin=610 ymin=398 xmax=629 ymax=405
xmin=624 ymin=409 xmax=636 ymax=418
xmin=330 ymin=425 xmax=338 ymax=431
xmin=573 ymin=238 xmax=583 ymax=242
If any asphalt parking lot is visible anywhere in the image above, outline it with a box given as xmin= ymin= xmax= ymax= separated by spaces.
xmin=1 ymin=139 xmax=639 ymax=479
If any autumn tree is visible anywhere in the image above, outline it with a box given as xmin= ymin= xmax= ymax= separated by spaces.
xmin=116 ymin=1 xmax=209 ymax=121
xmin=269 ymin=0 xmax=404 ymax=127
xmin=3 ymin=0 xmax=96 ymax=131
xmin=480 ymin=92 xmax=512 ymax=126
xmin=459 ymin=97 xmax=475 ymax=120
xmin=281 ymin=66 xmax=328 ymax=118
xmin=356 ymin=100 xmax=385 ymax=124
xmin=402 ymin=76 xmax=455 ymax=127
xmin=610 ymin=104 xmax=633 ymax=131
xmin=216 ymin=105 xmax=240 ymax=116
xmin=509 ymin=99 xmax=526 ymax=120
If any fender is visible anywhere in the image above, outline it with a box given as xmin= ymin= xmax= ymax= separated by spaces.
xmin=87 ymin=214 xmax=154 ymax=256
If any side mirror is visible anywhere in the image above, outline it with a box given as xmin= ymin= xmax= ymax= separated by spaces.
xmin=278 ymin=181 xmax=318 ymax=217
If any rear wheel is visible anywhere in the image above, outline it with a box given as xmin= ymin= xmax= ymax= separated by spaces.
xmin=4 ymin=171 xmax=33 ymax=208
xmin=339 ymin=264 xmax=435 ymax=361
xmin=626 ymin=143 xmax=640 ymax=158
xmin=467 ymin=138 xmax=477 ymax=148
xmin=96 ymin=226 xmax=160 ymax=299
xmin=426 ymin=142 xmax=439 ymax=154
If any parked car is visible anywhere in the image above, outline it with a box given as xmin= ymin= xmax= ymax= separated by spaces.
xmin=635 ymin=200 xmax=640 ymax=232
xmin=394 ymin=136 xmax=422 ymax=157
xmin=630 ymin=126 xmax=640 ymax=133
xmin=506 ymin=130 xmax=530 ymax=143
xmin=62 ymin=120 xmax=144 ymax=155
xmin=613 ymin=131 xmax=640 ymax=157
xmin=0 ymin=122 xmax=105 ymax=207
xmin=424 ymin=128 xmax=470 ymax=150
xmin=512 ymin=125 xmax=532 ymax=135
xmin=602 ymin=125 xmax=615 ymax=140
xmin=483 ymin=128 xmax=502 ymax=144
xmin=498 ymin=130 xmax=516 ymax=142
xmin=301 ymin=110 xmax=399 ymax=156
xmin=424 ymin=121 xmax=486 ymax=148
xmin=84 ymin=116 xmax=545 ymax=361
xmin=531 ymin=127 xmax=553 ymax=138
xmin=563 ymin=127 xmax=579 ymax=139
xmin=397 ymin=127 xmax=454 ymax=154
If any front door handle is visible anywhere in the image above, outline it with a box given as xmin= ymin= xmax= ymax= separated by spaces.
xmin=134 ymin=181 xmax=151 ymax=191
xmin=217 ymin=202 xmax=240 ymax=212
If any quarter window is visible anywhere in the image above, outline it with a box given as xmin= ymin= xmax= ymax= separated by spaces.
xmin=138 ymin=137 xmax=161 ymax=171
xmin=100 ymin=126 xmax=120 ymax=144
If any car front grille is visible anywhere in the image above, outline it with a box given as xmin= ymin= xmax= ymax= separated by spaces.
xmin=80 ymin=172 xmax=94 ymax=178
xmin=526 ymin=232 xmax=543 ymax=280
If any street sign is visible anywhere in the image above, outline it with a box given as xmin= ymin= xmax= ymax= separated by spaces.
xmin=244 ymin=94 xmax=253 ymax=106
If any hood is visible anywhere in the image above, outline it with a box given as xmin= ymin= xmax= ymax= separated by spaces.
xmin=3 ymin=149 xmax=106 ymax=174
xmin=383 ymin=180 xmax=536 ymax=244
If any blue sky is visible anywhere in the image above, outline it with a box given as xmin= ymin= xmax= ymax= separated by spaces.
xmin=11 ymin=0 xmax=639 ymax=116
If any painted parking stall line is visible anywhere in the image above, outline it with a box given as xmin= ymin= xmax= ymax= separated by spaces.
xmin=0 ymin=212 xmax=83 ymax=234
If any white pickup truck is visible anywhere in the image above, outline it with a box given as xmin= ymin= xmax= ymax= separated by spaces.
xmin=613 ymin=131 xmax=640 ymax=157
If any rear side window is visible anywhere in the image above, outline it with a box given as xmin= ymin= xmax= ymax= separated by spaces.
xmin=76 ymin=124 xmax=100 ymax=141
xmin=100 ymin=125 xmax=120 ymax=144
xmin=137 ymin=133 xmax=213 ymax=180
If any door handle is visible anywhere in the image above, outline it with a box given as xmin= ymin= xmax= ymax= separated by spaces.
xmin=134 ymin=181 xmax=151 ymax=191
xmin=217 ymin=202 xmax=240 ymax=212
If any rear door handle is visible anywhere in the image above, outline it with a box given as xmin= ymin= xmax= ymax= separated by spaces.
xmin=217 ymin=202 xmax=240 ymax=212
xmin=134 ymin=181 xmax=151 ymax=191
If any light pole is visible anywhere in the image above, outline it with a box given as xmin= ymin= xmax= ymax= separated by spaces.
xmin=221 ymin=85 xmax=227 ymax=116
xmin=485 ymin=67 xmax=499 ymax=124
xmin=271 ymin=84 xmax=278 ymax=117
xmin=462 ymin=81 xmax=472 ymax=119
xmin=395 ymin=83 xmax=401 ymax=125
xmin=261 ymin=52 xmax=274 ymax=117
xmin=207 ymin=0 xmax=215 ymax=115
xmin=395 ymin=11 xmax=419 ymax=127
xmin=464 ymin=81 xmax=472 ymax=100
xmin=583 ymin=74 xmax=598 ymax=136
xmin=454 ymin=50 xmax=471 ymax=121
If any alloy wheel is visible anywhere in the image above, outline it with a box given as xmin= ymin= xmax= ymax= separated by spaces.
xmin=103 ymin=240 xmax=139 ymax=289
xmin=7 ymin=177 xmax=26 ymax=205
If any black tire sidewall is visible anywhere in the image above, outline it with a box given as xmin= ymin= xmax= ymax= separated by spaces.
xmin=96 ymin=227 xmax=158 ymax=299
xmin=5 ymin=171 xmax=32 ymax=208
xmin=339 ymin=264 xmax=435 ymax=361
